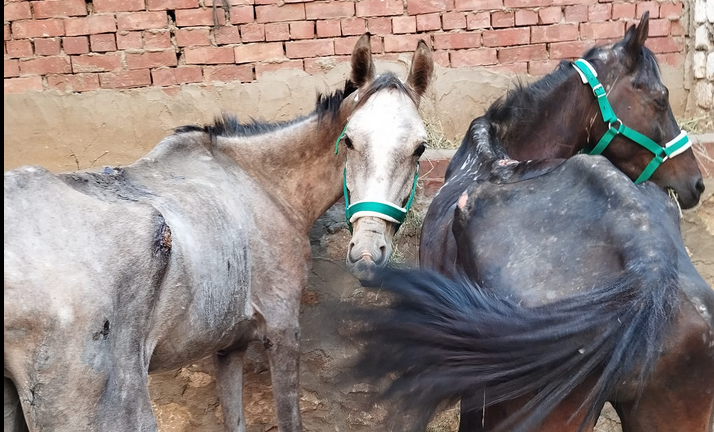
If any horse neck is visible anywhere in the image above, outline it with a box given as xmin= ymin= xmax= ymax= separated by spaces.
xmin=216 ymin=113 xmax=348 ymax=234
xmin=501 ymin=72 xmax=598 ymax=161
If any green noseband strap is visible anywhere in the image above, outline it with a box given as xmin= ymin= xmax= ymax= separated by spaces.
xmin=572 ymin=59 xmax=692 ymax=184
xmin=342 ymin=164 xmax=420 ymax=233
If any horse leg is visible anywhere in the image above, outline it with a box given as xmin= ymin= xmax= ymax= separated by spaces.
xmin=612 ymin=296 xmax=714 ymax=432
xmin=214 ymin=349 xmax=247 ymax=432
xmin=4 ymin=378 xmax=27 ymax=432
xmin=263 ymin=319 xmax=302 ymax=432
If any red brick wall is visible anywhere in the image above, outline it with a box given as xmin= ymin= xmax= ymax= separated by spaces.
xmin=4 ymin=0 xmax=687 ymax=94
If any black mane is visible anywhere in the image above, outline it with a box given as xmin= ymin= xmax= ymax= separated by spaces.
xmin=174 ymin=79 xmax=359 ymax=139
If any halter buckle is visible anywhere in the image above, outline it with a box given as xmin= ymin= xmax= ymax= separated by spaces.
xmin=592 ymin=83 xmax=605 ymax=98
xmin=607 ymin=118 xmax=622 ymax=133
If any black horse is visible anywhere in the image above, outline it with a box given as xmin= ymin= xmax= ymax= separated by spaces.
xmin=353 ymin=115 xmax=713 ymax=432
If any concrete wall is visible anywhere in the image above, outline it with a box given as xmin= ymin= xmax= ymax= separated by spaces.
xmin=688 ymin=0 xmax=714 ymax=111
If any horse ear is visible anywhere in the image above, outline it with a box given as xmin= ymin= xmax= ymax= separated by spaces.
xmin=623 ymin=11 xmax=649 ymax=65
xmin=350 ymin=33 xmax=376 ymax=88
xmin=406 ymin=40 xmax=434 ymax=102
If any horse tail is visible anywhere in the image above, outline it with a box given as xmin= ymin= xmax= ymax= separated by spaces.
xmin=353 ymin=262 xmax=679 ymax=432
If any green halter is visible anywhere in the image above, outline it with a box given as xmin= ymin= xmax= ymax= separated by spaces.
xmin=334 ymin=91 xmax=420 ymax=232
xmin=572 ymin=59 xmax=692 ymax=184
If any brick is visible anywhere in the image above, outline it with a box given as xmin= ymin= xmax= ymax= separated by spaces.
xmin=670 ymin=20 xmax=684 ymax=36
xmin=64 ymin=16 xmax=116 ymax=36
xmin=355 ymin=0 xmax=403 ymax=18
xmin=229 ymin=6 xmax=254 ymax=24
xmin=485 ymin=62 xmax=527 ymax=74
xmin=151 ymin=68 xmax=176 ymax=86
xmin=185 ymin=46 xmax=234 ymax=64
xmin=90 ymin=33 xmax=116 ymax=51
xmin=648 ymin=19 xmax=671 ymax=37
xmin=71 ymin=52 xmax=122 ymax=72
xmin=384 ymin=34 xmax=430 ymax=52
xmin=256 ymin=4 xmax=305 ymax=23
xmin=144 ymin=30 xmax=171 ymax=48
xmin=212 ymin=26 xmax=239 ymax=44
xmin=306 ymin=2 xmax=353 ymax=19
xmin=467 ymin=11 xmax=490 ymax=29
xmin=455 ymin=0 xmax=502 ymax=11
xmin=433 ymin=32 xmax=480 ymax=49
xmin=515 ymin=9 xmax=537 ymax=26
xmin=341 ymin=18 xmax=365 ymax=35
xmin=5 ymin=25 xmax=11 ymax=41
xmin=539 ymin=7 xmax=562 ymax=24
xmin=528 ymin=59 xmax=561 ymax=75
xmin=34 ymin=38 xmax=61 ymax=55
xmin=588 ymin=3 xmax=611 ymax=21
xmin=203 ymin=64 xmax=253 ymax=82
xmin=5 ymin=59 xmax=20 ymax=77
xmin=5 ymin=2 xmax=32 ymax=21
xmin=432 ymin=50 xmax=449 ymax=67
xmin=146 ymin=0 xmax=198 ymax=10
xmin=32 ymin=0 xmax=87 ymax=18
xmin=63 ymin=36 xmax=89 ymax=54
xmin=265 ymin=22 xmax=290 ymax=40
xmin=290 ymin=21 xmax=314 ymax=39
xmin=12 ymin=19 xmax=64 ymax=38
xmin=549 ymin=40 xmax=593 ymax=58
xmin=316 ymin=20 xmax=340 ymax=37
xmin=5 ymin=76 xmax=44 ymax=93
xmin=20 ymin=56 xmax=71 ymax=74
xmin=645 ymin=36 xmax=682 ymax=54
xmin=100 ymin=69 xmax=151 ymax=88
xmin=234 ymin=41 xmax=284 ymax=63
xmin=241 ymin=23 xmax=265 ymax=42
xmin=659 ymin=2 xmax=683 ymax=20
xmin=175 ymin=9 xmax=224 ymax=27
xmin=93 ymin=0 xmax=145 ymax=13
xmin=417 ymin=13 xmax=441 ymax=31
xmin=450 ymin=48 xmax=497 ymax=66
xmin=334 ymin=35 xmax=382 ymax=54
xmin=531 ymin=23 xmax=578 ymax=43
xmin=442 ymin=12 xmax=466 ymax=30
xmin=126 ymin=50 xmax=176 ymax=69
xmin=175 ymin=28 xmax=211 ymax=46
xmin=117 ymin=11 xmax=167 ymax=30
xmin=6 ymin=40 xmax=33 ymax=58
xmin=504 ymin=0 xmax=551 ymax=7
xmin=116 ymin=31 xmax=142 ymax=49
xmin=47 ymin=73 xmax=100 ymax=91
xmin=482 ymin=27 xmax=529 ymax=46
xmin=255 ymin=59 xmax=303 ymax=77
xmin=175 ymin=66 xmax=202 ymax=83
xmin=492 ymin=11 xmax=514 ymax=28
xmin=367 ymin=17 xmax=391 ymax=34
xmin=551 ymin=0 xmax=596 ymax=5
xmin=392 ymin=16 xmax=416 ymax=34
xmin=498 ymin=43 xmax=547 ymax=63
xmin=636 ymin=2 xmax=659 ymax=19
xmin=611 ymin=3 xmax=635 ymax=20
xmin=656 ymin=52 xmax=684 ymax=68
xmin=285 ymin=39 xmax=333 ymax=58
xmin=564 ymin=5 xmax=588 ymax=22
xmin=204 ymin=0 xmax=254 ymax=6
xmin=580 ymin=21 xmax=624 ymax=40
xmin=407 ymin=0 xmax=454 ymax=15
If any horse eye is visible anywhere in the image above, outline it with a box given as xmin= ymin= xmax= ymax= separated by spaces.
xmin=414 ymin=143 xmax=427 ymax=157
xmin=344 ymin=136 xmax=354 ymax=149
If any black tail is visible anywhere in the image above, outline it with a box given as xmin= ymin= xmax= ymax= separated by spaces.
xmin=353 ymin=264 xmax=678 ymax=432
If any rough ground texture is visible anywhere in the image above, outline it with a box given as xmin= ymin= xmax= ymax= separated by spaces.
xmin=149 ymin=180 xmax=713 ymax=432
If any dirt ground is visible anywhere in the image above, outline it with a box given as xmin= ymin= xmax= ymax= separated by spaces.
xmin=147 ymin=180 xmax=713 ymax=432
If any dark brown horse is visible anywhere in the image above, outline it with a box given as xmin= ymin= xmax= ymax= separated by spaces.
xmin=352 ymin=14 xmax=713 ymax=432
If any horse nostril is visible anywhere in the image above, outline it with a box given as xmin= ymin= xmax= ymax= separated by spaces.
xmin=695 ymin=179 xmax=705 ymax=195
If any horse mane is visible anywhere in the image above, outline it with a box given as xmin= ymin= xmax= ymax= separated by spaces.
xmin=353 ymin=72 xmax=418 ymax=110
xmin=173 ymin=79 xmax=359 ymax=139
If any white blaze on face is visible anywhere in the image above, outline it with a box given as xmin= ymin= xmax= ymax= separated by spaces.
xmin=343 ymin=88 xmax=426 ymax=218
